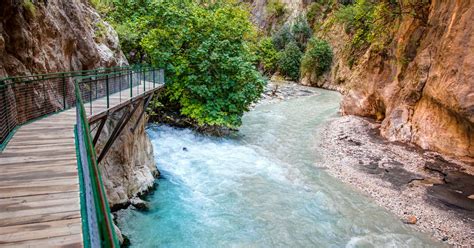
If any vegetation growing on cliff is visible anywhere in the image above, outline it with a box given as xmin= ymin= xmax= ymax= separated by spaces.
xmin=22 ymin=0 xmax=36 ymax=17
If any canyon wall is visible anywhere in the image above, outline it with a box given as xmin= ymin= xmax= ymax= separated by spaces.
xmin=0 ymin=0 xmax=126 ymax=77
xmin=0 ymin=0 xmax=157 ymax=206
xmin=251 ymin=0 xmax=474 ymax=160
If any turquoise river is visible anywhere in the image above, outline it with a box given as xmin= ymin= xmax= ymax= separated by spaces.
xmin=117 ymin=88 xmax=442 ymax=247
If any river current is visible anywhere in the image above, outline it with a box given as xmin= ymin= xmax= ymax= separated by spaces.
xmin=117 ymin=88 xmax=441 ymax=247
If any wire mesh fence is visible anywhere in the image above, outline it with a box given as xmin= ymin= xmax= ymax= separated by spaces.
xmin=0 ymin=66 xmax=164 ymax=150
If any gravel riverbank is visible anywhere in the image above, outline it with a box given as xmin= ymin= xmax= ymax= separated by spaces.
xmin=318 ymin=116 xmax=474 ymax=247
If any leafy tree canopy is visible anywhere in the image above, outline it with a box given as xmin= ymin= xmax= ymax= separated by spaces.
xmin=107 ymin=0 xmax=265 ymax=128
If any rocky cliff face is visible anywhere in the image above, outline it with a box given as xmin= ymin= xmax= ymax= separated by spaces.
xmin=251 ymin=0 xmax=474 ymax=160
xmin=335 ymin=1 xmax=473 ymax=160
xmin=95 ymin=104 xmax=159 ymax=209
xmin=0 ymin=0 xmax=126 ymax=77
xmin=247 ymin=0 xmax=308 ymax=32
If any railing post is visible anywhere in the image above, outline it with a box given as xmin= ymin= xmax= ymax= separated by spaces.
xmin=3 ymin=85 xmax=10 ymax=139
xmin=143 ymin=68 xmax=146 ymax=92
xmin=89 ymin=80 xmax=92 ymax=115
xmin=106 ymin=75 xmax=109 ymax=109
xmin=62 ymin=75 xmax=67 ymax=109
xmin=162 ymin=69 xmax=165 ymax=84
xmin=119 ymin=72 xmax=121 ymax=103
xmin=153 ymin=69 xmax=156 ymax=88
xmin=129 ymin=70 xmax=133 ymax=98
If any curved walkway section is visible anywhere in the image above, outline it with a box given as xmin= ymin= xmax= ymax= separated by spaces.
xmin=0 ymin=82 xmax=160 ymax=247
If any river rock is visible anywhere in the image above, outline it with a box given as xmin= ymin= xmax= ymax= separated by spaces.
xmin=403 ymin=215 xmax=418 ymax=225
xmin=130 ymin=197 xmax=150 ymax=211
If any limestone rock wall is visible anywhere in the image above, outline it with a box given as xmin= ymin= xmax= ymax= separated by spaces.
xmin=0 ymin=0 xmax=127 ymax=77
xmin=246 ymin=0 xmax=309 ymax=32
xmin=332 ymin=1 xmax=473 ymax=159
xmin=95 ymin=104 xmax=159 ymax=209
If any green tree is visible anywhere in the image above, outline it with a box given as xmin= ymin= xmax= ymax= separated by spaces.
xmin=136 ymin=1 xmax=265 ymax=128
xmin=277 ymin=41 xmax=303 ymax=81
xmin=256 ymin=37 xmax=279 ymax=74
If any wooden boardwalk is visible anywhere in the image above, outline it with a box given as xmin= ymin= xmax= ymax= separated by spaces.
xmin=0 ymin=82 xmax=159 ymax=247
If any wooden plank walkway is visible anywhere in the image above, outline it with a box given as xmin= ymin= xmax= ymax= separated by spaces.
xmin=0 ymin=82 xmax=159 ymax=247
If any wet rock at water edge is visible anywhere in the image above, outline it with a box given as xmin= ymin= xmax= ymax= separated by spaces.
xmin=130 ymin=197 xmax=150 ymax=211
xmin=403 ymin=215 xmax=418 ymax=224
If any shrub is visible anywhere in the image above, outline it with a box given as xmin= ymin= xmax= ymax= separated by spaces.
xmin=301 ymin=37 xmax=333 ymax=77
xmin=291 ymin=15 xmax=312 ymax=51
xmin=256 ymin=37 xmax=279 ymax=74
xmin=272 ymin=24 xmax=294 ymax=51
xmin=94 ymin=21 xmax=108 ymax=43
xmin=334 ymin=0 xmax=398 ymax=61
xmin=307 ymin=3 xmax=323 ymax=25
xmin=277 ymin=42 xmax=303 ymax=81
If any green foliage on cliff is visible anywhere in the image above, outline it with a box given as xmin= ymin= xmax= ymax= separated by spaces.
xmin=272 ymin=16 xmax=311 ymax=52
xmin=301 ymin=37 xmax=333 ymax=77
xmin=266 ymin=0 xmax=287 ymax=18
xmin=272 ymin=24 xmax=293 ymax=51
xmin=334 ymin=0 xmax=398 ymax=59
xmin=292 ymin=15 xmax=312 ymax=51
xmin=107 ymin=0 xmax=265 ymax=128
xmin=277 ymin=42 xmax=303 ymax=81
xmin=22 ymin=0 xmax=36 ymax=17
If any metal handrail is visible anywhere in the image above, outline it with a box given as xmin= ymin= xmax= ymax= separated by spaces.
xmin=0 ymin=65 xmax=157 ymax=151
xmin=75 ymin=80 xmax=119 ymax=247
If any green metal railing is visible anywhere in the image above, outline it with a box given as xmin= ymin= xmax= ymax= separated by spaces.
xmin=0 ymin=65 xmax=163 ymax=151
xmin=0 ymin=65 xmax=164 ymax=247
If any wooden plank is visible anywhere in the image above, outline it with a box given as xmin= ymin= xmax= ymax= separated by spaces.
xmin=0 ymin=169 xmax=77 ymax=181
xmin=0 ymin=218 xmax=82 ymax=243
xmin=0 ymin=184 xmax=79 ymax=198
xmin=0 ymin=211 xmax=81 ymax=228
xmin=2 ymin=233 xmax=83 ymax=248
xmin=0 ymin=197 xmax=80 ymax=221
